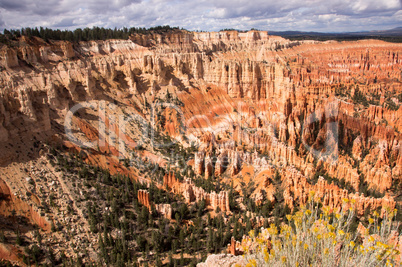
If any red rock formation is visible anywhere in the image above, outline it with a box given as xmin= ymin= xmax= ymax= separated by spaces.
xmin=205 ymin=155 xmax=213 ymax=178
xmin=0 ymin=32 xmax=401 ymax=238
xmin=168 ymin=178 xmax=230 ymax=212
xmin=214 ymin=157 xmax=224 ymax=176
xmin=137 ymin=189 xmax=151 ymax=210
xmin=282 ymin=167 xmax=395 ymax=216
xmin=137 ymin=189 xmax=172 ymax=219
xmin=0 ymin=178 xmax=50 ymax=231
xmin=194 ymin=152 xmax=205 ymax=175
xmin=209 ymin=191 xmax=230 ymax=212
xmin=163 ymin=172 xmax=178 ymax=189
xmin=228 ymin=237 xmax=243 ymax=256
xmin=325 ymin=157 xmax=360 ymax=192
xmin=0 ymin=243 xmax=22 ymax=265
xmin=231 ymin=151 xmax=241 ymax=176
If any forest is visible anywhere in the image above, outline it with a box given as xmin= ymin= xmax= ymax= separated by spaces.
xmin=0 ymin=25 xmax=180 ymax=44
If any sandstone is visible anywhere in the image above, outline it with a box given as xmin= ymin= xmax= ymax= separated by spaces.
xmin=163 ymin=172 xmax=178 ymax=189
xmin=227 ymin=237 xmax=243 ymax=256
xmin=197 ymin=254 xmax=246 ymax=267
xmin=61 ymin=42 xmax=75 ymax=58
xmin=1 ymin=47 xmax=19 ymax=68
xmin=163 ymin=173 xmax=230 ymax=212
xmin=0 ymin=31 xmax=401 ymax=265
xmin=282 ymin=167 xmax=395 ymax=216
xmin=352 ymin=135 xmax=363 ymax=160
xmin=155 ymin=203 xmax=172 ymax=219
xmin=137 ymin=189 xmax=151 ymax=210
xmin=138 ymin=188 xmax=172 ymax=218
xmin=0 ymin=178 xmax=50 ymax=231
xmin=204 ymin=155 xmax=213 ymax=178
xmin=195 ymin=152 xmax=205 ymax=175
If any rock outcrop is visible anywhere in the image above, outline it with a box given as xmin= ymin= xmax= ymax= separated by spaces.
xmin=155 ymin=203 xmax=172 ymax=219
xmin=163 ymin=172 xmax=178 ymax=189
xmin=137 ymin=189 xmax=172 ymax=219
xmin=196 ymin=253 xmax=247 ymax=267
xmin=228 ymin=237 xmax=243 ymax=256
xmin=178 ymin=178 xmax=230 ymax=212
xmin=163 ymin=172 xmax=230 ymax=212
xmin=0 ymin=178 xmax=50 ymax=231
xmin=282 ymin=167 xmax=396 ymax=216
xmin=137 ymin=189 xmax=151 ymax=210
xmin=1 ymin=30 xmax=402 ymax=266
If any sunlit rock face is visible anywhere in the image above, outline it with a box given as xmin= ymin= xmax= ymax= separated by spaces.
xmin=0 ymin=30 xmax=401 ymax=265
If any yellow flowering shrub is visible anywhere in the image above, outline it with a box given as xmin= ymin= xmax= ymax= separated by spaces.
xmin=241 ymin=196 xmax=400 ymax=267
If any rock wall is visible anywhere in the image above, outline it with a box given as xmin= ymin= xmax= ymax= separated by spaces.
xmin=137 ymin=189 xmax=151 ymax=210
xmin=227 ymin=237 xmax=243 ymax=256
xmin=0 ymin=178 xmax=50 ymax=231
xmin=163 ymin=172 xmax=230 ymax=212
xmin=282 ymin=167 xmax=395 ymax=216
xmin=137 ymin=189 xmax=172 ymax=219
xmin=163 ymin=171 xmax=178 ymax=189
xmin=0 ymin=31 xmax=401 ymax=219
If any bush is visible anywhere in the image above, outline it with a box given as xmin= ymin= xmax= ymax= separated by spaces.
xmin=352 ymin=87 xmax=369 ymax=107
xmin=240 ymin=193 xmax=400 ymax=266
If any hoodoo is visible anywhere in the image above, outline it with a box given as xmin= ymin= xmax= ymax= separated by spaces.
xmin=0 ymin=28 xmax=401 ymax=266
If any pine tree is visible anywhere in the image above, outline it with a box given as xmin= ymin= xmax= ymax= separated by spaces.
xmin=180 ymin=251 xmax=184 ymax=265
xmin=168 ymin=252 xmax=174 ymax=267
xmin=16 ymin=232 xmax=23 ymax=246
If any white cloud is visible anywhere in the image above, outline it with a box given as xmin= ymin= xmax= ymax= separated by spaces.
xmin=208 ymin=8 xmax=227 ymax=19
xmin=0 ymin=0 xmax=401 ymax=32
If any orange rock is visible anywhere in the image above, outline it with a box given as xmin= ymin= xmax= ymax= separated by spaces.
xmin=163 ymin=172 xmax=178 ymax=189
xmin=282 ymin=167 xmax=395 ymax=216
xmin=0 ymin=178 xmax=50 ymax=231
xmin=228 ymin=237 xmax=243 ymax=256
xmin=137 ymin=189 xmax=151 ymax=210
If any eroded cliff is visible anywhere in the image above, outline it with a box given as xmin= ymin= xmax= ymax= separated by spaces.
xmin=0 ymin=30 xmax=401 ymax=265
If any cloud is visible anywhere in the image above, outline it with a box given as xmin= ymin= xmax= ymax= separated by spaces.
xmin=52 ymin=17 xmax=76 ymax=28
xmin=0 ymin=0 xmax=28 ymax=12
xmin=0 ymin=0 xmax=401 ymax=32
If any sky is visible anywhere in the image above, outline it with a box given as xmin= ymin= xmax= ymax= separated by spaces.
xmin=0 ymin=0 xmax=401 ymax=33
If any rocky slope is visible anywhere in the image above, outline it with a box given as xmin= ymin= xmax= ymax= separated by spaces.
xmin=0 ymin=29 xmax=401 ymax=265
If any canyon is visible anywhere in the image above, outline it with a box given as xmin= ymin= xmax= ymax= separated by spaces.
xmin=0 ymin=29 xmax=401 ymax=265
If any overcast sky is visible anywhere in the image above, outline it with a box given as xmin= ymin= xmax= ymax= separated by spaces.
xmin=0 ymin=0 xmax=401 ymax=32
